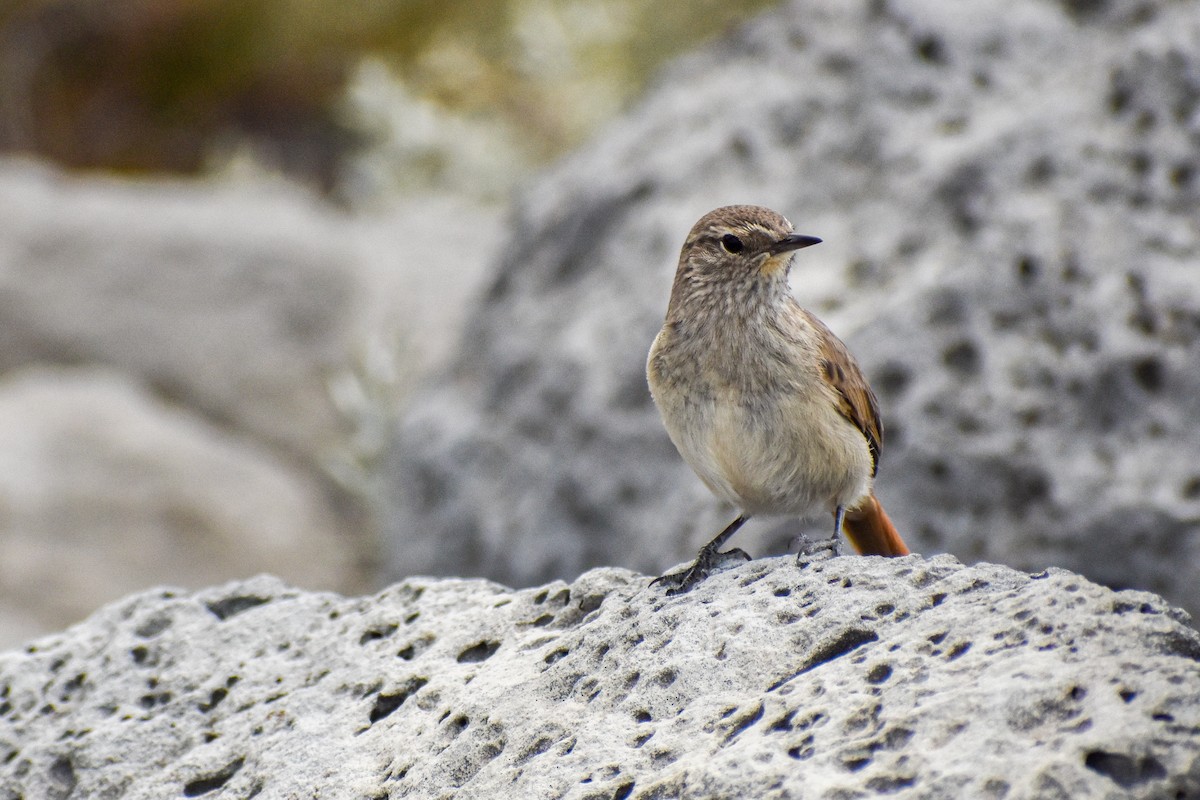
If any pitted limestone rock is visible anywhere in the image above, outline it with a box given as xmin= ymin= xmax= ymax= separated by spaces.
xmin=2 ymin=556 xmax=1198 ymax=799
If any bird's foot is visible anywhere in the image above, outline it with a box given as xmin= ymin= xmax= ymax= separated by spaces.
xmin=795 ymin=535 xmax=840 ymax=567
xmin=651 ymin=547 xmax=751 ymax=595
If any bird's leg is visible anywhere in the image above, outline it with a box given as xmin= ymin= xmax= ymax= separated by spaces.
xmin=831 ymin=504 xmax=846 ymax=553
xmin=796 ymin=505 xmax=844 ymax=564
xmin=652 ymin=514 xmax=752 ymax=595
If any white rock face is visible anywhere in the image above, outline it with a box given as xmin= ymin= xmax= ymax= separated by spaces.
xmin=384 ymin=0 xmax=1200 ymax=618
xmin=1 ymin=557 xmax=1197 ymax=798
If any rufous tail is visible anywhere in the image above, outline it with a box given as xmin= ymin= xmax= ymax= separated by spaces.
xmin=842 ymin=492 xmax=910 ymax=556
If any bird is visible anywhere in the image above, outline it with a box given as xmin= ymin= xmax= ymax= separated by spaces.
xmin=646 ymin=205 xmax=909 ymax=593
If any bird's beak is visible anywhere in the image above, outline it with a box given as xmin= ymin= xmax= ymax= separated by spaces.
xmin=768 ymin=233 xmax=822 ymax=255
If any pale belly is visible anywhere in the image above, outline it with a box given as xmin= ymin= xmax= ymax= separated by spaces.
xmin=661 ymin=389 xmax=873 ymax=519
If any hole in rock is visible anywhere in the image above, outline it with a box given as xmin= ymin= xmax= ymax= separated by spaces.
xmin=808 ymin=629 xmax=878 ymax=670
xmin=724 ymin=703 xmax=764 ymax=742
xmin=578 ymin=594 xmax=606 ymax=615
xmin=49 ymin=755 xmax=76 ymax=792
xmin=205 ymin=596 xmax=270 ymax=621
xmin=458 ymin=641 xmax=501 ymax=663
xmin=368 ymin=678 xmax=428 ymax=725
xmin=198 ymin=688 xmax=228 ymax=713
xmin=787 ymin=743 xmax=814 ymax=760
xmin=139 ymin=692 xmax=172 ymax=709
xmin=1084 ymin=750 xmax=1166 ymax=788
xmin=866 ymin=663 xmax=893 ymax=684
xmin=1181 ymin=476 xmax=1200 ymax=500
xmin=770 ymin=710 xmax=796 ymax=732
xmin=947 ymin=642 xmax=972 ymax=661
xmin=360 ymin=624 xmax=398 ymax=645
xmin=866 ymin=774 xmax=916 ymax=792
xmin=516 ymin=737 xmax=554 ymax=764
xmin=135 ymin=615 xmax=173 ymax=638
xmin=612 ymin=781 xmax=635 ymax=800
xmin=942 ymin=340 xmax=980 ymax=375
xmin=913 ymin=33 xmax=945 ymax=64
xmin=1131 ymin=357 xmax=1164 ymax=393
xmin=183 ymin=757 xmax=245 ymax=796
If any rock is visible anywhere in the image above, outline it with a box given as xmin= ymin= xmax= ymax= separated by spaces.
xmin=0 ymin=158 xmax=358 ymax=461
xmin=0 ymin=366 xmax=358 ymax=638
xmin=383 ymin=0 xmax=1200 ymax=618
xmin=1 ymin=557 xmax=1198 ymax=798
xmin=348 ymin=192 xmax=506 ymax=376
xmin=0 ymin=159 xmax=505 ymax=649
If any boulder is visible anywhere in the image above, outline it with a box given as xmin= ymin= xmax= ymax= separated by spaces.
xmin=384 ymin=0 xmax=1200 ymax=618
xmin=0 ymin=159 xmax=360 ymax=461
xmin=1 ymin=557 xmax=1197 ymax=798
xmin=0 ymin=367 xmax=358 ymax=636
xmin=0 ymin=159 xmax=504 ymax=647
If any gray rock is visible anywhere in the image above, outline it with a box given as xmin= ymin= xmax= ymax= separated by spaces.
xmin=0 ymin=366 xmax=357 ymax=637
xmin=0 ymin=159 xmax=505 ymax=648
xmin=1 ymin=557 xmax=1198 ymax=798
xmin=384 ymin=0 xmax=1200 ymax=617
xmin=0 ymin=159 xmax=358 ymax=462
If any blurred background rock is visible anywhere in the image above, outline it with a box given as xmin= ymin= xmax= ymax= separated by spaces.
xmin=0 ymin=0 xmax=776 ymax=647
xmin=2 ymin=0 xmax=1198 ymax=649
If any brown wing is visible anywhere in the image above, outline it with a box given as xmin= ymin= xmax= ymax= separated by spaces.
xmin=804 ymin=311 xmax=884 ymax=476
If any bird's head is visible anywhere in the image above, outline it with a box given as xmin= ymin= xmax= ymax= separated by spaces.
xmin=676 ymin=205 xmax=821 ymax=286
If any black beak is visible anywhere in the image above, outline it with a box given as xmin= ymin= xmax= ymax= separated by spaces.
xmin=769 ymin=233 xmax=823 ymax=255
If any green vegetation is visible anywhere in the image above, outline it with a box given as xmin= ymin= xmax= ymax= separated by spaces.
xmin=0 ymin=0 xmax=779 ymax=196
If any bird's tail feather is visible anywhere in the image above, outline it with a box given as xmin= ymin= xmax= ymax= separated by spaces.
xmin=843 ymin=492 xmax=910 ymax=557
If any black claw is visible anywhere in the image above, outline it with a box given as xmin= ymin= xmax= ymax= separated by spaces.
xmin=653 ymin=513 xmax=752 ymax=595
xmin=652 ymin=548 xmax=751 ymax=595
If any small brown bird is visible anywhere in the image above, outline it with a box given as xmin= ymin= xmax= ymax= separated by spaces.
xmin=647 ymin=205 xmax=909 ymax=593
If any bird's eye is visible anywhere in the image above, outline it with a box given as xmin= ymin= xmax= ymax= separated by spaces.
xmin=720 ymin=234 xmax=745 ymax=253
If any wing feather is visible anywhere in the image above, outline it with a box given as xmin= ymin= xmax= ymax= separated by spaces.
xmin=804 ymin=311 xmax=884 ymax=476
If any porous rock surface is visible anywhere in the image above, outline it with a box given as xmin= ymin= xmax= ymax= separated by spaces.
xmin=385 ymin=0 xmax=1200 ymax=617
xmin=2 ymin=556 xmax=1198 ymax=799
